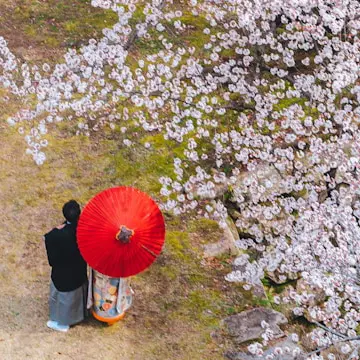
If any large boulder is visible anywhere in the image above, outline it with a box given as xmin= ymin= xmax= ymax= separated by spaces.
xmin=234 ymin=163 xmax=285 ymax=203
xmin=223 ymin=307 xmax=288 ymax=344
xmin=203 ymin=217 xmax=240 ymax=257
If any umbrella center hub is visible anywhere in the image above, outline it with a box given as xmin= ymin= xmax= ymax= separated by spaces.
xmin=116 ymin=225 xmax=134 ymax=244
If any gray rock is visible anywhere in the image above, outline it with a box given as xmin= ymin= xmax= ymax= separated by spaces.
xmin=234 ymin=163 xmax=284 ymax=202
xmin=223 ymin=307 xmax=288 ymax=344
xmin=204 ymin=217 xmax=240 ymax=257
xmin=267 ymin=270 xmax=299 ymax=284
xmin=225 ymin=338 xmax=305 ymax=360
xmin=229 ymin=256 xmax=266 ymax=298
xmin=296 ymin=279 xmax=326 ymax=308
xmin=252 ymin=284 xmax=267 ymax=298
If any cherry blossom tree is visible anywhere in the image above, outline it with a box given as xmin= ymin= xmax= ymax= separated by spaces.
xmin=2 ymin=0 xmax=360 ymax=358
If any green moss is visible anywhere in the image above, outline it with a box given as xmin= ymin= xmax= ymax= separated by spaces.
xmin=187 ymin=290 xmax=212 ymax=312
xmin=188 ymin=218 xmax=221 ymax=234
xmin=158 ymin=264 xmax=179 ymax=281
xmin=187 ymin=272 xmax=208 ymax=285
xmin=290 ymin=188 xmax=308 ymax=199
xmin=128 ymin=6 xmax=146 ymax=26
xmin=24 ymin=25 xmax=37 ymax=38
xmin=191 ymin=289 xmax=222 ymax=311
xmin=64 ymin=21 xmax=79 ymax=32
xmin=178 ymin=12 xmax=209 ymax=46
xmin=253 ymin=297 xmax=274 ymax=309
xmin=165 ymin=231 xmax=191 ymax=262
xmin=187 ymin=218 xmax=223 ymax=245
xmin=12 ymin=0 xmax=118 ymax=49
xmin=135 ymin=35 xmax=164 ymax=53
xmin=273 ymin=97 xmax=306 ymax=112
xmin=163 ymin=212 xmax=182 ymax=229
xmin=111 ymin=144 xmax=174 ymax=193
xmin=221 ymin=48 xmax=236 ymax=58
xmin=141 ymin=133 xmax=167 ymax=147
xmin=112 ymin=151 xmax=140 ymax=184
xmin=44 ymin=37 xmax=60 ymax=47
xmin=142 ymin=132 xmax=188 ymax=161
xmin=171 ymin=288 xmax=223 ymax=328
xmin=179 ymin=13 xmax=209 ymax=28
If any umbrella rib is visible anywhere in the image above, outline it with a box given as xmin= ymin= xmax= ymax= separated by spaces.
xmin=141 ymin=244 xmax=158 ymax=258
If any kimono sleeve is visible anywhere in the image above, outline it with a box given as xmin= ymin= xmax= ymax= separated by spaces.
xmin=44 ymin=229 xmax=62 ymax=267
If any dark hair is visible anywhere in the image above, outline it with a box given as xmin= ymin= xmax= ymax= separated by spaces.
xmin=62 ymin=200 xmax=81 ymax=223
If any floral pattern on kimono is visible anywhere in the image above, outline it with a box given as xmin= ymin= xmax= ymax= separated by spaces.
xmin=87 ymin=269 xmax=133 ymax=319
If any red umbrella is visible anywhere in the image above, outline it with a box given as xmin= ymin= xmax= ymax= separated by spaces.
xmin=77 ymin=186 xmax=165 ymax=277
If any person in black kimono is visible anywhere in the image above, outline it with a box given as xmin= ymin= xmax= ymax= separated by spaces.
xmin=44 ymin=200 xmax=88 ymax=332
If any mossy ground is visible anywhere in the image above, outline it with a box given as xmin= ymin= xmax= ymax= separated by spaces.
xmin=0 ymin=0 xmax=117 ymax=61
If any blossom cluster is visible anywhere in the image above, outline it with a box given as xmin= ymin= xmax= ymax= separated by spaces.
xmin=2 ymin=0 xmax=360 ymax=358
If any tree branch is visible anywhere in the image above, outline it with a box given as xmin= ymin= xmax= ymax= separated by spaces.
xmin=313 ymin=321 xmax=347 ymax=339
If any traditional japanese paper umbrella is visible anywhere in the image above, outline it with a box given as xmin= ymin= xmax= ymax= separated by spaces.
xmin=77 ymin=186 xmax=165 ymax=278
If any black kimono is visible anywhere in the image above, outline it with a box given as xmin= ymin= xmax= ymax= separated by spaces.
xmin=44 ymin=222 xmax=88 ymax=326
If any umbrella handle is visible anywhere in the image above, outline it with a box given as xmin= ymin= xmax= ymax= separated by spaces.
xmin=116 ymin=225 xmax=134 ymax=244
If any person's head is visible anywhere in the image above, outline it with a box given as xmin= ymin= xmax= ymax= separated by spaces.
xmin=62 ymin=200 xmax=81 ymax=223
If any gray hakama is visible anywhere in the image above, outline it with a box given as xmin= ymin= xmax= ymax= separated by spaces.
xmin=49 ymin=281 xmax=88 ymax=326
